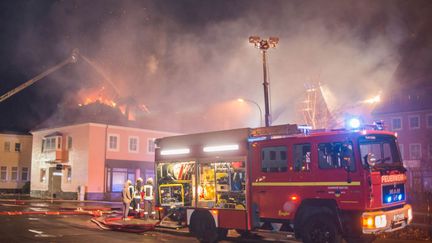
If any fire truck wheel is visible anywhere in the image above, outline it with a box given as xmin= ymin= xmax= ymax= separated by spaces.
xmin=302 ymin=215 xmax=343 ymax=243
xmin=189 ymin=210 xmax=218 ymax=243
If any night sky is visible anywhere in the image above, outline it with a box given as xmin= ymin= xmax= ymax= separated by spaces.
xmin=1 ymin=0 xmax=431 ymax=133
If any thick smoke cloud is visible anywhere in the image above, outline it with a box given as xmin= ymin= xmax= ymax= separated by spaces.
xmin=3 ymin=0 xmax=431 ymax=132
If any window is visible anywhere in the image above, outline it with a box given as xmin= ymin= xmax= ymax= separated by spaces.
xmin=65 ymin=167 xmax=72 ymax=183
xmin=57 ymin=137 xmax=62 ymax=149
xmin=67 ymin=136 xmax=73 ymax=150
xmin=0 ymin=166 xmax=7 ymax=181
xmin=108 ymin=168 xmax=135 ymax=192
xmin=11 ymin=167 xmax=18 ymax=181
xmin=391 ymin=118 xmax=402 ymax=130
xmin=147 ymin=138 xmax=156 ymax=153
xmin=21 ymin=167 xmax=29 ymax=181
xmin=318 ymin=142 xmax=355 ymax=171
xmin=427 ymin=114 xmax=432 ymax=128
xmin=43 ymin=137 xmax=56 ymax=151
xmin=293 ymin=143 xmax=311 ymax=172
xmin=4 ymin=141 xmax=10 ymax=152
xmin=409 ymin=143 xmax=421 ymax=160
xmin=359 ymin=135 xmax=402 ymax=166
xmin=129 ymin=136 xmax=139 ymax=152
xmin=15 ymin=143 xmax=21 ymax=152
xmin=261 ymin=146 xmax=288 ymax=172
xmin=429 ymin=144 xmax=432 ymax=160
xmin=108 ymin=135 xmax=119 ymax=151
xmin=399 ymin=144 xmax=404 ymax=160
xmin=409 ymin=115 xmax=420 ymax=129
xmin=40 ymin=168 xmax=47 ymax=183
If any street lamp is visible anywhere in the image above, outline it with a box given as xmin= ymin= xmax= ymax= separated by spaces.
xmin=237 ymin=98 xmax=263 ymax=127
xmin=249 ymin=36 xmax=279 ymax=127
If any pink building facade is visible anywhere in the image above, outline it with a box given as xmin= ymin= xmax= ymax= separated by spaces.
xmin=30 ymin=123 xmax=176 ymax=200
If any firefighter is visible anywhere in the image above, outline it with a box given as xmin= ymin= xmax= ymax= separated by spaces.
xmin=143 ymin=178 xmax=155 ymax=219
xmin=122 ymin=180 xmax=133 ymax=220
xmin=133 ymin=178 xmax=143 ymax=213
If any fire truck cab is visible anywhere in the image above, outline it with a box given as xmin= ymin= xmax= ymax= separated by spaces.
xmin=154 ymin=124 xmax=412 ymax=243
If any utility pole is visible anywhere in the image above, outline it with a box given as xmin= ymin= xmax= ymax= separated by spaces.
xmin=249 ymin=36 xmax=279 ymax=127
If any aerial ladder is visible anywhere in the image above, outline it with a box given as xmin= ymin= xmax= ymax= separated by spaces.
xmin=0 ymin=49 xmax=79 ymax=103
xmin=0 ymin=49 xmax=150 ymax=121
xmin=0 ymin=49 xmax=122 ymax=103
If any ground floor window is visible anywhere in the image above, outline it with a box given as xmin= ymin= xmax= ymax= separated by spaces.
xmin=21 ymin=167 xmax=29 ymax=181
xmin=0 ymin=166 xmax=7 ymax=181
xmin=107 ymin=167 xmax=136 ymax=192
xmin=11 ymin=167 xmax=18 ymax=181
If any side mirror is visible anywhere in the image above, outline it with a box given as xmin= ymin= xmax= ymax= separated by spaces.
xmin=366 ymin=153 xmax=376 ymax=167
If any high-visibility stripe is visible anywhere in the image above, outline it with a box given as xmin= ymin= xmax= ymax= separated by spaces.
xmin=251 ymin=181 xmax=361 ymax=186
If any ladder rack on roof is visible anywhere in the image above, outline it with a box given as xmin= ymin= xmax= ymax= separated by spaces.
xmin=250 ymin=124 xmax=309 ymax=138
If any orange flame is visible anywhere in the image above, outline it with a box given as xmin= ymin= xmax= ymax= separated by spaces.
xmin=77 ymin=86 xmax=117 ymax=108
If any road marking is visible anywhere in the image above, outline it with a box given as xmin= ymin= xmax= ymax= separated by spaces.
xmin=28 ymin=218 xmax=40 ymax=221
xmin=29 ymin=229 xmax=43 ymax=234
xmin=35 ymin=234 xmax=57 ymax=238
xmin=29 ymin=207 xmax=45 ymax=211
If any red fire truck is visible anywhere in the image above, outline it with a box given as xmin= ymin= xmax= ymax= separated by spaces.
xmin=154 ymin=124 xmax=412 ymax=243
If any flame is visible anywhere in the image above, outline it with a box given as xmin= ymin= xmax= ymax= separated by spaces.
xmin=77 ymin=86 xmax=117 ymax=108
xmin=363 ymin=94 xmax=381 ymax=104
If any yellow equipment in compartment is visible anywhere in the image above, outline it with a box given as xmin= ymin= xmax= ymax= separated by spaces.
xmin=159 ymin=183 xmax=184 ymax=206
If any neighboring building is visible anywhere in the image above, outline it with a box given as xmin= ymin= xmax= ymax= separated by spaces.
xmin=0 ymin=131 xmax=32 ymax=193
xmin=30 ymin=122 xmax=176 ymax=200
xmin=372 ymin=87 xmax=432 ymax=193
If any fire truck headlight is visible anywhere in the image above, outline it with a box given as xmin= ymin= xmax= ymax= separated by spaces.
xmin=374 ymin=215 xmax=387 ymax=228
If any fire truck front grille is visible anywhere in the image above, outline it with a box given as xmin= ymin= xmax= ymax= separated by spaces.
xmin=382 ymin=183 xmax=405 ymax=204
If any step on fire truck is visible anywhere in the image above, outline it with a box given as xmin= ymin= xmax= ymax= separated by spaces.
xmin=154 ymin=123 xmax=412 ymax=243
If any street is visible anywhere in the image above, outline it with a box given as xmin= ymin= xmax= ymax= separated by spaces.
xmin=0 ymin=199 xmax=298 ymax=243
xmin=0 ymin=199 xmax=429 ymax=243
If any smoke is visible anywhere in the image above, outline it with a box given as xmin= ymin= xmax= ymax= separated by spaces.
xmin=4 ymin=0 xmax=431 ymax=132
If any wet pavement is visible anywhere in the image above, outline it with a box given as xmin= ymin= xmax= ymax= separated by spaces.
xmin=0 ymin=197 xmax=430 ymax=242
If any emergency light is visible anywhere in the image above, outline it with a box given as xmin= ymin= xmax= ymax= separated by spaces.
xmin=160 ymin=148 xmax=190 ymax=155
xmin=203 ymin=144 xmax=239 ymax=152
xmin=347 ymin=117 xmax=361 ymax=129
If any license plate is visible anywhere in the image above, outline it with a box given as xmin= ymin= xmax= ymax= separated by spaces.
xmin=393 ymin=213 xmax=404 ymax=221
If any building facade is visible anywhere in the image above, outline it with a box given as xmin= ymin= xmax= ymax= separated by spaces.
xmin=372 ymin=88 xmax=432 ymax=193
xmin=0 ymin=132 xmax=32 ymax=193
xmin=30 ymin=123 xmax=176 ymax=200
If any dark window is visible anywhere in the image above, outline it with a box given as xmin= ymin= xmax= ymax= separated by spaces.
xmin=15 ymin=143 xmax=21 ymax=152
xmin=261 ymin=146 xmax=288 ymax=172
xmin=318 ymin=142 xmax=355 ymax=171
xmin=293 ymin=143 xmax=311 ymax=172
xmin=392 ymin=118 xmax=402 ymax=130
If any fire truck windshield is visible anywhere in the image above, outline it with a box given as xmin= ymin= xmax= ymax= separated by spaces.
xmin=359 ymin=135 xmax=403 ymax=170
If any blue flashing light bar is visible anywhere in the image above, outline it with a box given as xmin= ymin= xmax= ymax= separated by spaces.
xmin=348 ymin=118 xmax=361 ymax=129
xmin=386 ymin=196 xmax=392 ymax=203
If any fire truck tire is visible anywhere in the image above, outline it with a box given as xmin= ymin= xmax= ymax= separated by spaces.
xmin=302 ymin=214 xmax=343 ymax=243
xmin=189 ymin=210 xmax=218 ymax=243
